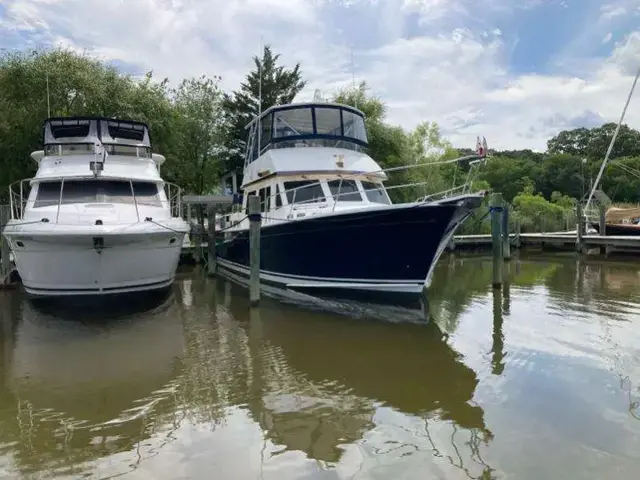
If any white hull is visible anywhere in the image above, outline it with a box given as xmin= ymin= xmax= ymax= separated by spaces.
xmin=4 ymin=224 xmax=187 ymax=297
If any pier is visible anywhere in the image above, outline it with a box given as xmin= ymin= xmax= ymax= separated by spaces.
xmin=450 ymin=232 xmax=640 ymax=254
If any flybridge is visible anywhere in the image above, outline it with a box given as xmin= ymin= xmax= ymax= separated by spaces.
xmin=40 ymin=117 xmax=157 ymax=163
xmin=31 ymin=117 xmax=166 ymax=179
xmin=43 ymin=117 xmax=152 ymax=151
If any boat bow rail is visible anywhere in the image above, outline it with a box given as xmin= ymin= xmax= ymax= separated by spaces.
xmin=218 ymin=149 xmax=489 ymax=230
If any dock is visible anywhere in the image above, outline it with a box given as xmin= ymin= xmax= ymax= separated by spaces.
xmin=450 ymin=232 xmax=640 ymax=255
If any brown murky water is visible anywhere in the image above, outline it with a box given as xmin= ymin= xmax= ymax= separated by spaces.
xmin=1 ymin=254 xmax=640 ymax=479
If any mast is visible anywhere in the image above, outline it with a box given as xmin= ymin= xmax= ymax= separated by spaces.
xmin=351 ymin=47 xmax=357 ymax=109
xmin=46 ymin=73 xmax=51 ymax=118
xmin=257 ymin=38 xmax=263 ymax=155
xmin=585 ymin=64 xmax=640 ymax=212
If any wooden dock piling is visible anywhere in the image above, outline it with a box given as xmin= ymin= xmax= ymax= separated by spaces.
xmin=502 ymin=202 xmax=511 ymax=260
xmin=490 ymin=192 xmax=504 ymax=288
xmin=248 ymin=195 xmax=261 ymax=306
xmin=193 ymin=223 xmax=202 ymax=264
xmin=598 ymin=202 xmax=607 ymax=254
xmin=576 ymin=203 xmax=583 ymax=253
xmin=207 ymin=205 xmax=217 ymax=275
xmin=0 ymin=206 xmax=11 ymax=286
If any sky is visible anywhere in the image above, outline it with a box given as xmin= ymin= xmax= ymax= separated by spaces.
xmin=1 ymin=0 xmax=640 ymax=151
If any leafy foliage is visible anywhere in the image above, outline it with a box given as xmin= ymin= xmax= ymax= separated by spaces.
xmin=167 ymin=76 xmax=226 ymax=195
xmin=3 ymin=47 xmax=640 ymax=237
xmin=220 ymin=45 xmax=306 ymax=175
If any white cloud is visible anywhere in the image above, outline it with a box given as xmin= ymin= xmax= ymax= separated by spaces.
xmin=603 ymin=32 xmax=613 ymax=44
xmin=1 ymin=0 xmax=640 ymax=151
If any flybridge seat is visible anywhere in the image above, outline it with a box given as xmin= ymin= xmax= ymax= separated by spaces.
xmin=43 ymin=117 xmax=153 ymax=158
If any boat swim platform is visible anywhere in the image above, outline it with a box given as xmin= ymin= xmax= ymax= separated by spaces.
xmin=450 ymin=232 xmax=640 ymax=255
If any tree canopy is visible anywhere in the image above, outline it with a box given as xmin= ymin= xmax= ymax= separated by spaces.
xmin=2 ymin=46 xmax=640 ymax=235
xmin=220 ymin=45 xmax=306 ymax=175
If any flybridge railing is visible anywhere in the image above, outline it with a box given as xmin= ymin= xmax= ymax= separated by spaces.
xmin=7 ymin=178 xmax=184 ymax=223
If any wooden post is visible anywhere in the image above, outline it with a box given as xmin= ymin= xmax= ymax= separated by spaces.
xmin=598 ymin=202 xmax=606 ymax=255
xmin=502 ymin=202 xmax=511 ymax=260
xmin=207 ymin=205 xmax=217 ymax=276
xmin=598 ymin=203 xmax=606 ymax=236
xmin=193 ymin=223 xmax=202 ymax=264
xmin=576 ymin=202 xmax=583 ymax=253
xmin=248 ymin=195 xmax=261 ymax=306
xmin=514 ymin=218 xmax=521 ymax=248
xmin=490 ymin=193 xmax=503 ymax=288
xmin=0 ymin=206 xmax=10 ymax=285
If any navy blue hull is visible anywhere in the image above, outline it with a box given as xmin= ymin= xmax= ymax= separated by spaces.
xmin=217 ymin=197 xmax=481 ymax=293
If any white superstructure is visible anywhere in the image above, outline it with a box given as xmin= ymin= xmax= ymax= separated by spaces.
xmin=2 ymin=117 xmax=189 ymax=297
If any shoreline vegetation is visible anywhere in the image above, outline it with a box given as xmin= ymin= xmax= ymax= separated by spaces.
xmin=2 ymin=48 xmax=640 ymax=234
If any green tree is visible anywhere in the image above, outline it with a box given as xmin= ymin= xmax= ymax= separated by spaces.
xmin=167 ymin=75 xmax=226 ymax=195
xmin=0 ymin=48 xmax=174 ymax=195
xmin=538 ymin=153 xmax=584 ymax=199
xmin=547 ymin=123 xmax=640 ymax=160
xmin=221 ymin=45 xmax=306 ymax=176
xmin=478 ymin=156 xmax=542 ymax=202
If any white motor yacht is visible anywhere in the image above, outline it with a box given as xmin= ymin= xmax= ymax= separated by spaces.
xmin=2 ymin=117 xmax=189 ymax=297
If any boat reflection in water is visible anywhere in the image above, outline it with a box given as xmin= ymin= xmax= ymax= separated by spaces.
xmin=0 ymin=289 xmax=184 ymax=476
xmin=221 ymin=281 xmax=494 ymax=477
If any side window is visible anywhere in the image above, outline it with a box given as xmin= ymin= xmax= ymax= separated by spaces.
xmin=258 ymin=188 xmax=268 ymax=212
xmin=33 ymin=181 xmax=62 ymax=208
xmin=275 ymin=184 xmax=282 ymax=208
xmin=260 ymin=114 xmax=273 ymax=151
xmin=361 ymin=181 xmax=391 ymax=204
xmin=284 ymin=181 xmax=326 ymax=204
xmin=327 ymin=180 xmax=363 ymax=202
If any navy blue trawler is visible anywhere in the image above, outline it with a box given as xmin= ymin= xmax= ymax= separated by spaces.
xmin=216 ymin=102 xmax=487 ymax=296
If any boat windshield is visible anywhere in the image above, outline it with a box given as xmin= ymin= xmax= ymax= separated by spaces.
xmin=246 ymin=104 xmax=368 ymax=163
xmin=33 ymin=180 xmax=162 ymax=208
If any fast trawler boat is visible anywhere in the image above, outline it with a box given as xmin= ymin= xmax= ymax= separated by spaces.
xmin=2 ymin=117 xmax=189 ymax=297
xmin=216 ymin=102 xmax=488 ymax=296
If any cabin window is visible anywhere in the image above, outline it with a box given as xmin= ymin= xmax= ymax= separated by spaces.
xmin=284 ymin=181 xmax=326 ymax=204
xmin=274 ymin=108 xmax=314 ymax=138
xmin=361 ymin=181 xmax=390 ymax=204
xmin=275 ymin=184 xmax=282 ymax=208
xmin=132 ymin=182 xmax=162 ymax=207
xmin=260 ymin=113 xmax=273 ymax=151
xmin=33 ymin=181 xmax=62 ymax=208
xmin=49 ymin=121 xmax=90 ymax=140
xmin=258 ymin=188 xmax=268 ymax=212
xmin=106 ymin=122 xmax=145 ymax=142
xmin=54 ymin=180 xmax=161 ymax=206
xmin=61 ymin=180 xmax=134 ymax=205
xmin=105 ymin=144 xmax=151 ymax=158
xmin=327 ymin=180 xmax=363 ymax=202
xmin=342 ymin=110 xmax=368 ymax=142
xmin=314 ymin=108 xmax=342 ymax=136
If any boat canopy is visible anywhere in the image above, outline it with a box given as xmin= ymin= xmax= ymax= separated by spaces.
xmin=244 ymin=103 xmax=368 ymax=166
